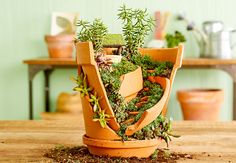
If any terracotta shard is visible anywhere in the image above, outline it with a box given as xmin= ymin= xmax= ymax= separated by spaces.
xmin=119 ymin=66 xmax=143 ymax=101
xmin=81 ymin=96 xmax=121 ymax=140
xmin=125 ymin=44 xmax=184 ymax=136
xmin=125 ymin=77 xmax=170 ymax=136
xmin=76 ymin=42 xmax=120 ymax=131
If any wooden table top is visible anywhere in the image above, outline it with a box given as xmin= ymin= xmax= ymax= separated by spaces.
xmin=23 ymin=57 xmax=236 ymax=66
xmin=0 ymin=120 xmax=235 ymax=162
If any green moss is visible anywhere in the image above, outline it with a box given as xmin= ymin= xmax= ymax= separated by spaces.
xmin=103 ymin=34 xmax=125 ymax=45
xmin=130 ymin=53 xmax=173 ymax=78
xmin=99 ymin=59 xmax=138 ymax=124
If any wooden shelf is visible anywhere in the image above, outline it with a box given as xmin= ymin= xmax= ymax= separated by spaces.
xmin=23 ymin=57 xmax=236 ymax=120
xmin=24 ymin=57 xmax=236 ymax=66
xmin=183 ymin=58 xmax=236 ymax=66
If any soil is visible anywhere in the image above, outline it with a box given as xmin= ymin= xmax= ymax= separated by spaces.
xmin=44 ymin=145 xmax=193 ymax=163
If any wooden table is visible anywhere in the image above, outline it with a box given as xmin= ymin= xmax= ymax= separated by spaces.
xmin=23 ymin=58 xmax=236 ymax=120
xmin=0 ymin=120 xmax=235 ymax=162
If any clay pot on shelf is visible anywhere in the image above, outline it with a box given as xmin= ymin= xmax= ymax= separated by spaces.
xmin=45 ymin=34 xmax=74 ymax=58
xmin=177 ymin=89 xmax=224 ymax=121
xmin=76 ymin=41 xmax=183 ymax=158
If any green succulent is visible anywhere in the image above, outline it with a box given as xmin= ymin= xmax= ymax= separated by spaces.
xmin=76 ymin=18 xmax=108 ymax=53
xmin=118 ymin=5 xmax=154 ymax=57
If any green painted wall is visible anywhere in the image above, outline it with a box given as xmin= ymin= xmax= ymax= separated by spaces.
xmin=0 ymin=0 xmax=234 ymax=120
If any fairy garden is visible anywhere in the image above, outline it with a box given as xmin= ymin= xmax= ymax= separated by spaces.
xmin=66 ymin=4 xmax=183 ymax=159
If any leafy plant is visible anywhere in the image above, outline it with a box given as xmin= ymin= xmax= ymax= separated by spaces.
xmin=118 ymin=5 xmax=154 ymax=57
xmin=76 ymin=18 xmax=108 ymax=53
xmin=165 ymin=31 xmax=186 ymax=48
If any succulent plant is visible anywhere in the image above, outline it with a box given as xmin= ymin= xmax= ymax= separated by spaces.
xmin=76 ymin=18 xmax=108 ymax=53
xmin=118 ymin=5 xmax=154 ymax=57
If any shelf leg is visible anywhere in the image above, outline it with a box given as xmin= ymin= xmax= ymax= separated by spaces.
xmin=217 ymin=65 xmax=236 ymax=120
xmin=44 ymin=70 xmax=53 ymax=112
xmin=29 ymin=79 xmax=33 ymax=120
xmin=233 ymin=82 xmax=236 ymax=120
xmin=27 ymin=65 xmax=52 ymax=120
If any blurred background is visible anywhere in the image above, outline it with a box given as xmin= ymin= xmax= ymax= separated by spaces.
xmin=0 ymin=0 xmax=235 ymax=120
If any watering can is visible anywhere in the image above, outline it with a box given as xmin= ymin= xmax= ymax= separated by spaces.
xmin=199 ymin=21 xmax=236 ymax=59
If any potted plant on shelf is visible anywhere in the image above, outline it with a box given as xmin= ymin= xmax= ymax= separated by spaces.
xmin=72 ymin=5 xmax=183 ymax=158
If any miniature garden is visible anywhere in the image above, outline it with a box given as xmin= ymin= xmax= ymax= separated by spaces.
xmin=45 ymin=5 xmax=189 ymax=162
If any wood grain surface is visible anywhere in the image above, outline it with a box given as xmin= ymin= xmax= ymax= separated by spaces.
xmin=0 ymin=120 xmax=236 ymax=162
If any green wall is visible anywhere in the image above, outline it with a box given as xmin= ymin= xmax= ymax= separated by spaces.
xmin=0 ymin=0 xmax=234 ymax=120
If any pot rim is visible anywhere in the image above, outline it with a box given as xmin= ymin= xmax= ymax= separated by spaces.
xmin=177 ymin=88 xmax=223 ymax=93
xmin=83 ymin=135 xmax=161 ymax=149
xmin=45 ymin=34 xmax=74 ymax=42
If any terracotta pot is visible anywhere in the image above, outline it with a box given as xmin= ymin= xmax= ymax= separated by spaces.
xmin=40 ymin=92 xmax=83 ymax=120
xmin=83 ymin=135 xmax=161 ymax=158
xmin=40 ymin=112 xmax=83 ymax=121
xmin=177 ymin=89 xmax=224 ymax=121
xmin=56 ymin=92 xmax=82 ymax=114
xmin=76 ymin=41 xmax=184 ymax=157
xmin=45 ymin=34 xmax=74 ymax=58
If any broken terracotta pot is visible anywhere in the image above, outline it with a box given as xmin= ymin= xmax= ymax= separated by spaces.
xmin=139 ymin=46 xmax=183 ymax=116
xmin=76 ymin=41 xmax=183 ymax=157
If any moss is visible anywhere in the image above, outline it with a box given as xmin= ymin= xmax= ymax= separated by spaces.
xmin=103 ymin=34 xmax=125 ymax=45
xmin=99 ymin=53 xmax=176 ymax=142
xmin=99 ymin=59 xmax=138 ymax=124
xmin=130 ymin=53 xmax=173 ymax=78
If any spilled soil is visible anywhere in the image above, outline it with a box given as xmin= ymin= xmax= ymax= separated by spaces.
xmin=44 ymin=145 xmax=193 ymax=163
